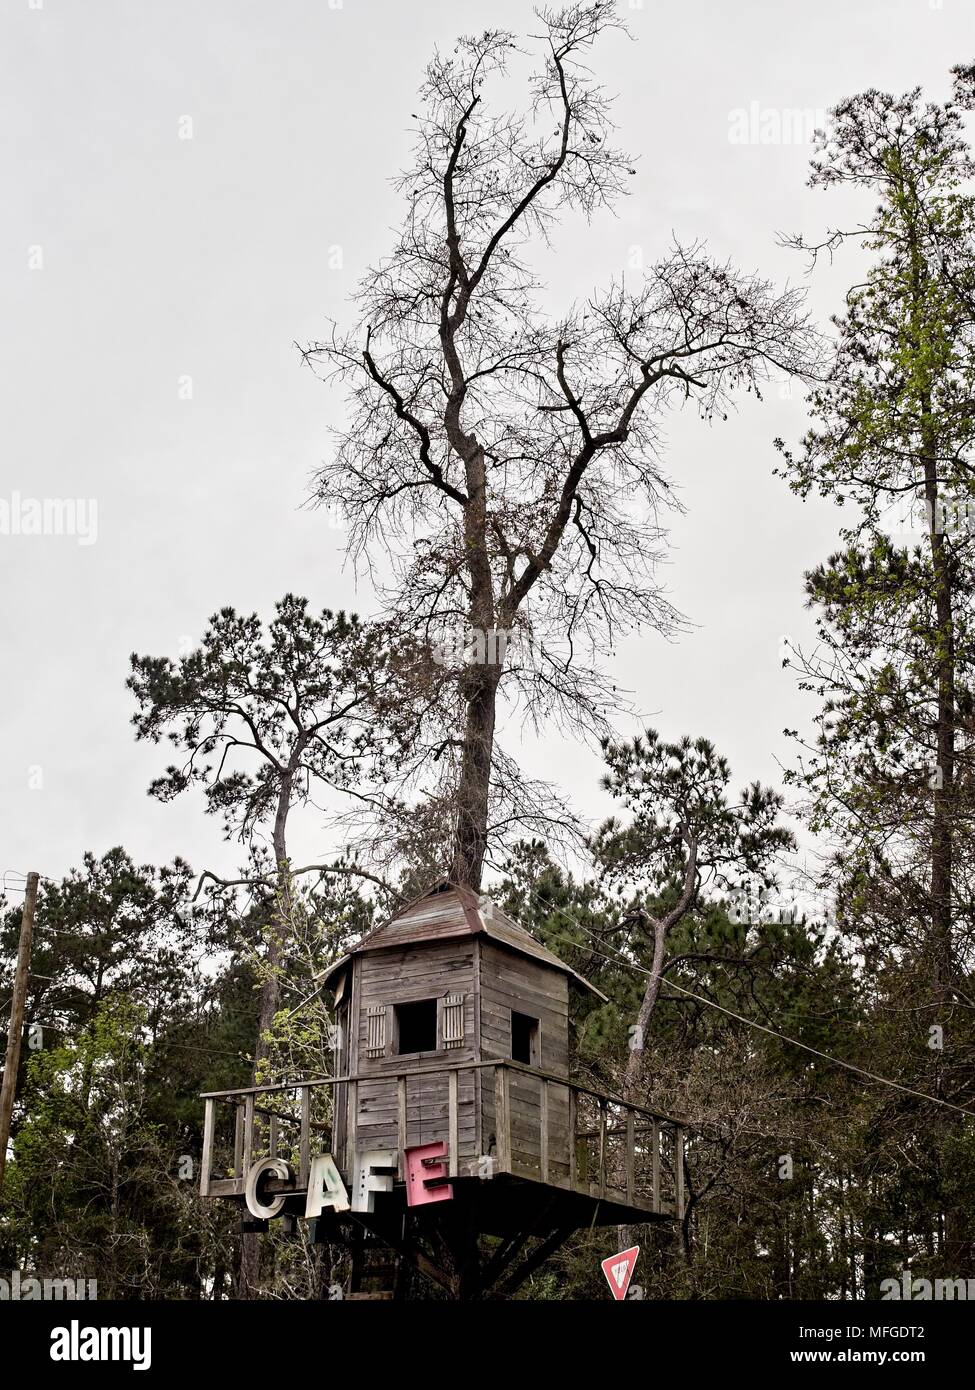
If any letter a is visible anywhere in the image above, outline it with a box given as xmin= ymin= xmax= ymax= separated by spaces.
xmin=305 ymin=1153 xmax=350 ymax=1218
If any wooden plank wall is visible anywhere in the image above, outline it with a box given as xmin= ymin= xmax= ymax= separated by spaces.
xmin=332 ymin=993 xmax=350 ymax=1161
xmin=478 ymin=942 xmax=571 ymax=1180
xmin=351 ymin=941 xmax=478 ymax=1165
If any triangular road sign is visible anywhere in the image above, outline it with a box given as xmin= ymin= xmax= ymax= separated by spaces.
xmin=601 ymin=1245 xmax=639 ymax=1300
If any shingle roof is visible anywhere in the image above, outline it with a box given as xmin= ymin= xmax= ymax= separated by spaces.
xmin=319 ymin=882 xmax=606 ymax=1000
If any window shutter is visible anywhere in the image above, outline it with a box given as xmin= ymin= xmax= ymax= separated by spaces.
xmin=442 ymin=993 xmax=465 ymax=1050
xmin=365 ymin=1004 xmax=387 ymax=1058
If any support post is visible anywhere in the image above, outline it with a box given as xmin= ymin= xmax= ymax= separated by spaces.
xmin=299 ymin=1086 xmax=310 ymax=1188
xmin=494 ymin=1066 xmax=511 ymax=1172
xmin=539 ymin=1077 xmax=549 ymax=1183
xmin=397 ymin=1075 xmax=407 ymax=1179
xmin=675 ymin=1125 xmax=686 ymax=1219
xmin=651 ymin=1120 xmax=661 ymax=1213
xmin=346 ymin=1079 xmax=358 ymax=1175
xmin=448 ymin=1070 xmax=459 ymax=1178
xmin=233 ymin=1103 xmax=244 ymax=1178
xmin=243 ymin=1094 xmax=255 ymax=1176
xmin=496 ymin=1228 xmax=576 ymax=1298
xmin=200 ymin=1098 xmax=215 ymax=1197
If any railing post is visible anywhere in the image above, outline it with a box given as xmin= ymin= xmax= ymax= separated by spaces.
xmin=200 ymin=1098 xmax=215 ymax=1197
xmin=651 ymin=1120 xmax=661 ymax=1213
xmin=598 ymin=1100 xmax=607 ymax=1199
xmin=243 ymin=1094 xmax=255 ymax=1177
xmin=233 ymin=1103 xmax=244 ymax=1178
xmin=345 ymin=1080 xmax=358 ymax=1175
xmin=539 ymin=1077 xmax=549 ymax=1183
xmin=448 ymin=1069 xmax=459 ymax=1178
xmin=268 ymin=1113 xmax=278 ymax=1159
xmin=495 ymin=1066 xmax=511 ymax=1172
xmin=299 ymin=1086 xmax=310 ymax=1189
xmin=675 ymin=1125 xmax=686 ymax=1220
xmin=625 ymin=1108 xmax=635 ymax=1204
xmin=397 ymin=1075 xmax=407 ymax=1179
xmin=568 ymin=1087 xmax=578 ymax=1188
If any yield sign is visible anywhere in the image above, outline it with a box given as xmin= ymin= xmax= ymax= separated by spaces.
xmin=601 ymin=1245 xmax=639 ymax=1300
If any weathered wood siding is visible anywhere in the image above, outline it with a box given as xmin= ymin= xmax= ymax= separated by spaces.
xmin=478 ymin=942 xmax=572 ymax=1181
xmin=333 ymin=991 xmax=351 ymax=1161
xmin=349 ymin=940 xmax=479 ymax=1166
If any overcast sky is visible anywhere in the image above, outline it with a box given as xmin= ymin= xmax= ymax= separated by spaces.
xmin=2 ymin=0 xmax=971 ymax=898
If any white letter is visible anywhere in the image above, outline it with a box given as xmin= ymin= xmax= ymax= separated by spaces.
xmin=50 ymin=1327 xmax=71 ymax=1361
xmin=727 ymin=109 xmax=747 ymax=144
xmin=133 ymin=1328 xmax=152 ymax=1371
xmin=305 ymin=1153 xmax=349 ymax=1217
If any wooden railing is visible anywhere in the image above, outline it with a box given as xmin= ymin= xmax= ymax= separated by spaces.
xmin=199 ymin=1060 xmax=687 ymax=1218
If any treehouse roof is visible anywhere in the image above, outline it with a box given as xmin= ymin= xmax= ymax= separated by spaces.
xmin=320 ymin=882 xmax=606 ymax=1001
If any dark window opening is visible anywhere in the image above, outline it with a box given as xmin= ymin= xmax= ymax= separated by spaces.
xmin=395 ymin=999 xmax=438 ymax=1055
xmin=511 ymin=1011 xmax=539 ymax=1067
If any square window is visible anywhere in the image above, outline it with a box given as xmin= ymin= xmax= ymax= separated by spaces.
xmin=511 ymin=1010 xmax=539 ymax=1067
xmin=394 ymin=998 xmax=438 ymax=1055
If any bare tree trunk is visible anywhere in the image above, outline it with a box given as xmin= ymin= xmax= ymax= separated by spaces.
xmin=614 ymin=918 xmax=667 ymax=1253
xmin=445 ymin=351 xmax=501 ymax=889
xmin=452 ymin=665 xmax=500 ymax=889
xmin=617 ymin=841 xmax=697 ymax=1252
xmin=623 ymin=836 xmax=698 ymax=1102
xmin=622 ymin=916 xmax=668 ymax=1103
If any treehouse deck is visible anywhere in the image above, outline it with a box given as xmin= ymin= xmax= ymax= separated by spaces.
xmin=200 ymin=1058 xmax=688 ymax=1236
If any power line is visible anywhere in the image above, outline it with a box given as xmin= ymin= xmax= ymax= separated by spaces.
xmin=509 ymin=878 xmax=975 ymax=1121
xmin=664 ymin=977 xmax=975 ymax=1119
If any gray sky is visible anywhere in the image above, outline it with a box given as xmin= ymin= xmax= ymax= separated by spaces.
xmin=2 ymin=0 xmax=970 ymax=894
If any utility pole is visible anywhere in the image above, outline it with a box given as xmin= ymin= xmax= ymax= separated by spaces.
xmin=0 ymin=870 xmax=39 ymax=1192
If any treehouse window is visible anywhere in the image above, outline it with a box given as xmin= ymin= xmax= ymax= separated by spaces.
xmin=394 ymin=999 xmax=438 ymax=1055
xmin=511 ymin=1011 xmax=539 ymax=1067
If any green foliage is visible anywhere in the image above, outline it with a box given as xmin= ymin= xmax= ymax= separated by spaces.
xmin=5 ymin=995 xmax=238 ymax=1299
xmin=127 ymin=596 xmax=395 ymax=845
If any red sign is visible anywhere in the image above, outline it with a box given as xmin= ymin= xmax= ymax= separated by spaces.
xmin=601 ymin=1245 xmax=639 ymax=1300
xmin=404 ymin=1141 xmax=453 ymax=1207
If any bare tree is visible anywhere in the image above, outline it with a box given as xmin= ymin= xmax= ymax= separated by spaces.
xmin=304 ymin=2 xmax=817 ymax=889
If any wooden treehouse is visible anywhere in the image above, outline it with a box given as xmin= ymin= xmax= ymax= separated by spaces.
xmin=200 ymin=884 xmax=690 ymax=1299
